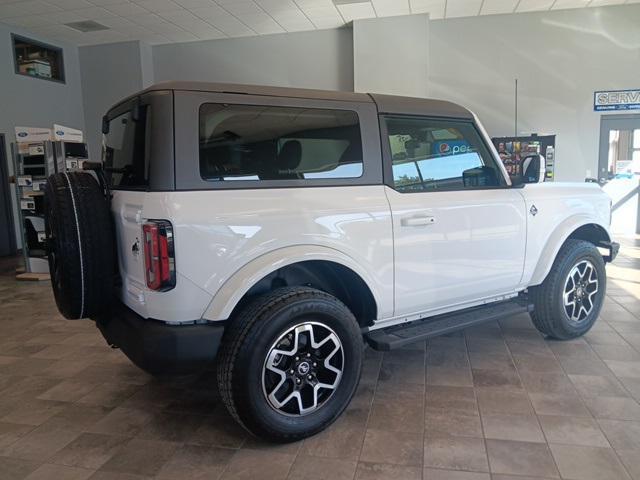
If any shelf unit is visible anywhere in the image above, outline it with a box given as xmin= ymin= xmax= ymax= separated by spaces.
xmin=11 ymin=139 xmax=88 ymax=279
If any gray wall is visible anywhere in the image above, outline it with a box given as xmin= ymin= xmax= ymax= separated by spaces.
xmin=72 ymin=3 xmax=640 ymax=184
xmin=0 ymin=23 xmax=84 ymax=247
xmin=79 ymin=41 xmax=151 ymax=162
xmin=354 ymin=14 xmax=429 ymax=98
xmin=153 ymin=28 xmax=353 ymax=91
xmin=429 ymin=5 xmax=640 ymax=182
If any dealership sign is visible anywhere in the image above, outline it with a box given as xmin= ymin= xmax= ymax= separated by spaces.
xmin=594 ymin=89 xmax=640 ymax=111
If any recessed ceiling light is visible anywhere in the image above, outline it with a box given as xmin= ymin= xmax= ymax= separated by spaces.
xmin=64 ymin=20 xmax=110 ymax=33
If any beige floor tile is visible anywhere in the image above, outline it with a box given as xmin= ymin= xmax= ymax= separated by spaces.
xmin=360 ymin=429 xmax=423 ymax=466
xmin=98 ymin=438 xmax=178 ymax=477
xmin=355 ymin=462 xmax=421 ymax=480
xmin=481 ymin=413 xmax=545 ymax=443
xmin=549 ymin=444 xmax=630 ymax=480
xmin=220 ymin=448 xmax=295 ymax=480
xmin=539 ymin=415 xmax=610 ymax=447
xmin=287 ymin=454 xmax=357 ymax=480
xmin=423 ymin=433 xmax=488 ymax=473
xmin=485 ymin=439 xmax=559 ymax=478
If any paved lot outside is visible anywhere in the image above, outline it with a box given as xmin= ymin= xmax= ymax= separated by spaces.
xmin=1 ymin=238 xmax=640 ymax=479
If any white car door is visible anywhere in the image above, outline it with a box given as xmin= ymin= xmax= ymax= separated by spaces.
xmin=382 ymin=115 xmax=527 ymax=318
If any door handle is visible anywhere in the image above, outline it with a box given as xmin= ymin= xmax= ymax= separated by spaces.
xmin=401 ymin=215 xmax=436 ymax=227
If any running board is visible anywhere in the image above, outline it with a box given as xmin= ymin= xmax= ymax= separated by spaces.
xmin=365 ymin=300 xmax=534 ymax=351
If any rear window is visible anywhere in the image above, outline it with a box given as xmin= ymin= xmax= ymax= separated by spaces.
xmin=199 ymin=104 xmax=363 ymax=182
xmin=103 ymin=106 xmax=149 ymax=189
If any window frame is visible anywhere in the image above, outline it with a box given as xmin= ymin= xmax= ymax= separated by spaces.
xmin=379 ymin=114 xmax=509 ymax=193
xmin=12 ymin=34 xmax=65 ymax=84
xmin=174 ymin=90 xmax=383 ymax=190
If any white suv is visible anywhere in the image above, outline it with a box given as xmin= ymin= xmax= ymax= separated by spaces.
xmin=44 ymin=81 xmax=618 ymax=442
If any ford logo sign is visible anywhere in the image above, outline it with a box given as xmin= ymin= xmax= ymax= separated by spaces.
xmin=17 ymin=132 xmax=27 ymax=137
xmin=56 ymin=131 xmax=64 ymax=136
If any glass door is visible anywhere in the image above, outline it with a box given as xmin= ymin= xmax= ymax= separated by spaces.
xmin=599 ymin=114 xmax=640 ymax=234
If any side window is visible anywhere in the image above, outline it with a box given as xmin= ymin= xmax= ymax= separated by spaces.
xmin=199 ymin=104 xmax=363 ymax=182
xmin=384 ymin=116 xmax=505 ymax=192
xmin=103 ymin=106 xmax=149 ymax=189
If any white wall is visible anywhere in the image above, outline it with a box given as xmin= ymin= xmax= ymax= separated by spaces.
xmin=353 ymin=14 xmax=429 ymax=98
xmin=153 ymin=27 xmax=353 ymax=90
xmin=429 ymin=5 xmax=640 ymax=181
xmin=79 ymin=41 xmax=152 ymax=162
xmin=0 ymin=24 xmax=85 ymax=247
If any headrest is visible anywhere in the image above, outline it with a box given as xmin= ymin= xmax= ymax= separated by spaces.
xmin=277 ymin=140 xmax=302 ymax=171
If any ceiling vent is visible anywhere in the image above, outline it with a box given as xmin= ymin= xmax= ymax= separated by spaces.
xmin=333 ymin=0 xmax=370 ymax=4
xmin=64 ymin=20 xmax=109 ymax=33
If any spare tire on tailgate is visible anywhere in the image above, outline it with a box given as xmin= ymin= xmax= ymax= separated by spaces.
xmin=44 ymin=172 xmax=114 ymax=319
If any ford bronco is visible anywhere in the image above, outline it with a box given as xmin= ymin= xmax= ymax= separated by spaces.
xmin=44 ymin=81 xmax=618 ymax=442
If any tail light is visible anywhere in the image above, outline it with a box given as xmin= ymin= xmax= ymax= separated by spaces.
xmin=142 ymin=220 xmax=175 ymax=291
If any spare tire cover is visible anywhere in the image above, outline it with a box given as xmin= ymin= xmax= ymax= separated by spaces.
xmin=44 ymin=172 xmax=114 ymax=319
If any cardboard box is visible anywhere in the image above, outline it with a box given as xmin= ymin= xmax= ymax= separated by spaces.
xmin=19 ymin=59 xmax=52 ymax=78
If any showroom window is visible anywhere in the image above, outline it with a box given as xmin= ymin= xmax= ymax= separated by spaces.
xmin=103 ymin=106 xmax=149 ymax=189
xmin=12 ymin=34 xmax=65 ymax=83
xmin=199 ymin=104 xmax=363 ymax=182
xmin=384 ymin=116 xmax=504 ymax=192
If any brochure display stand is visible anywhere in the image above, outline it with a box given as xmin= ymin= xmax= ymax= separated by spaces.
xmin=10 ymin=126 xmax=87 ymax=281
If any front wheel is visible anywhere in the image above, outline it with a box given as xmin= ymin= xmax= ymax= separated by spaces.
xmin=217 ymin=287 xmax=363 ymax=442
xmin=530 ymin=239 xmax=606 ymax=340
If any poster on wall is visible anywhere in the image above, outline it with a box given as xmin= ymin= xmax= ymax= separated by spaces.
xmin=594 ymin=89 xmax=640 ymax=111
xmin=491 ymin=134 xmax=556 ymax=181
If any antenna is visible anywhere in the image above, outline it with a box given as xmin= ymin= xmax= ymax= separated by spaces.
xmin=515 ymin=78 xmax=518 ymax=137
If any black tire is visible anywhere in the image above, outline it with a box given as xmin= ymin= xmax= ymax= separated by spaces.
xmin=44 ymin=172 xmax=114 ymax=319
xmin=217 ymin=287 xmax=363 ymax=442
xmin=530 ymin=239 xmax=606 ymax=340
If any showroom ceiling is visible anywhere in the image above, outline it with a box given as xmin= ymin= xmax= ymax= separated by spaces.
xmin=0 ymin=0 xmax=637 ymax=46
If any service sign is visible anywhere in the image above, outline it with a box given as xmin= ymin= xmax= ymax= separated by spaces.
xmin=594 ymin=89 xmax=640 ymax=111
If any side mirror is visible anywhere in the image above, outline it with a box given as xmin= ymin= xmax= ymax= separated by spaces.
xmin=521 ymin=154 xmax=545 ymax=184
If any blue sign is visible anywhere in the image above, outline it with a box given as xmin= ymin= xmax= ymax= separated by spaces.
xmin=594 ymin=89 xmax=640 ymax=111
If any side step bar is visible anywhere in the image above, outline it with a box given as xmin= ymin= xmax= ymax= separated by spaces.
xmin=365 ymin=300 xmax=534 ymax=351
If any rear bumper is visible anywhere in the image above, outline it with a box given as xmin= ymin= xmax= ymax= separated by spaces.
xmin=600 ymin=241 xmax=620 ymax=263
xmin=95 ymin=301 xmax=225 ymax=375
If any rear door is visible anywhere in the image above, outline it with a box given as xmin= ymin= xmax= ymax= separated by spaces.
xmin=381 ymin=115 xmax=527 ymax=317
xmin=103 ymin=91 xmax=174 ymax=316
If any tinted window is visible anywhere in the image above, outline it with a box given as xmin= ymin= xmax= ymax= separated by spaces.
xmin=199 ymin=104 xmax=363 ymax=181
xmin=103 ymin=106 xmax=149 ymax=189
xmin=385 ymin=117 xmax=504 ymax=192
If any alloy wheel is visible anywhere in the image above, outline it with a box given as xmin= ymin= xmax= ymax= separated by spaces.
xmin=563 ymin=259 xmax=599 ymax=323
xmin=261 ymin=321 xmax=344 ymax=416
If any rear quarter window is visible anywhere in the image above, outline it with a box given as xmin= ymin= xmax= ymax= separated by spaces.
xmin=103 ymin=106 xmax=149 ymax=189
xmin=199 ymin=104 xmax=363 ymax=182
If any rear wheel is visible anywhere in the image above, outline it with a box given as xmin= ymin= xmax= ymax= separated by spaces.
xmin=530 ymin=239 xmax=606 ymax=339
xmin=217 ymin=287 xmax=363 ymax=442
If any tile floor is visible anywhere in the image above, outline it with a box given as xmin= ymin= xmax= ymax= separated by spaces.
xmin=1 ymin=238 xmax=640 ymax=479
